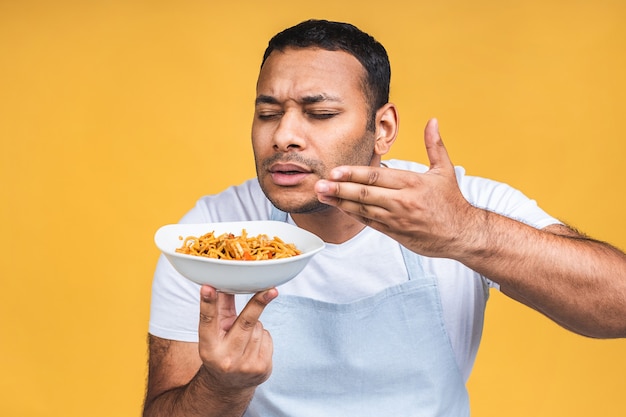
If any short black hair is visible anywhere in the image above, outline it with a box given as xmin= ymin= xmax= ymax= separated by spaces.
xmin=261 ymin=19 xmax=391 ymax=130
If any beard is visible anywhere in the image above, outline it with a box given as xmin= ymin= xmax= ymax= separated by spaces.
xmin=255 ymin=132 xmax=377 ymax=214
xmin=256 ymin=153 xmax=330 ymax=214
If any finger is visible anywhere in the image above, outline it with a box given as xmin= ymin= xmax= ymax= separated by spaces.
xmin=199 ymin=285 xmax=219 ymax=333
xmin=315 ymin=165 xmax=412 ymax=207
xmin=198 ymin=285 xmax=220 ymax=350
xmin=324 ymin=165 xmax=404 ymax=189
xmin=243 ymin=321 xmax=274 ymax=359
xmin=315 ymin=179 xmax=387 ymax=210
xmin=227 ymin=288 xmax=278 ymax=349
xmin=423 ymin=118 xmax=453 ymax=171
xmin=314 ymin=166 xmax=406 ymax=208
xmin=315 ymin=181 xmax=393 ymax=230
xmin=198 ymin=285 xmax=237 ymax=348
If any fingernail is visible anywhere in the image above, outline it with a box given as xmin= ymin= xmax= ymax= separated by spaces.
xmin=316 ymin=180 xmax=329 ymax=193
xmin=330 ymin=168 xmax=344 ymax=180
xmin=200 ymin=285 xmax=214 ymax=302
xmin=264 ymin=288 xmax=278 ymax=302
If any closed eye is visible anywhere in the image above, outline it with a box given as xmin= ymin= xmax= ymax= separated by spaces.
xmin=307 ymin=112 xmax=339 ymax=120
xmin=257 ymin=112 xmax=283 ymax=120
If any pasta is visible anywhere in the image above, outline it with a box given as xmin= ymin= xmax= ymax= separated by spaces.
xmin=175 ymin=229 xmax=302 ymax=261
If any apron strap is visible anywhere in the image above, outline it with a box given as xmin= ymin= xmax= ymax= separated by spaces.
xmin=270 ymin=205 xmax=288 ymax=222
xmin=400 ymin=245 xmax=427 ymax=281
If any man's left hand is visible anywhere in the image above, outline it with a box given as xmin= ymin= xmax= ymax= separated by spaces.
xmin=314 ymin=118 xmax=480 ymax=258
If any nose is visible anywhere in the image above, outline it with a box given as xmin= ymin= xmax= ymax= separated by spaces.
xmin=273 ymin=110 xmax=306 ymax=152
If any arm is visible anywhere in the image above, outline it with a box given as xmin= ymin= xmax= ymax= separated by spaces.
xmin=143 ymin=287 xmax=278 ymax=416
xmin=314 ymin=118 xmax=626 ymax=338
xmin=459 ymin=211 xmax=626 ymax=338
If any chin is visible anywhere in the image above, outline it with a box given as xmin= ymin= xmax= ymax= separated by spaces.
xmin=260 ymin=179 xmax=324 ymax=214
xmin=275 ymin=199 xmax=328 ymax=214
xmin=267 ymin=194 xmax=328 ymax=215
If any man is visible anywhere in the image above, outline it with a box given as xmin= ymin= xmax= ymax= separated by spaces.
xmin=143 ymin=19 xmax=626 ymax=416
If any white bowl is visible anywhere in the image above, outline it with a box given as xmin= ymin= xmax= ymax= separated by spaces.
xmin=154 ymin=220 xmax=325 ymax=293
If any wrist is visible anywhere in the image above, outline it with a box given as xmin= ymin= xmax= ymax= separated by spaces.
xmin=188 ymin=366 xmax=257 ymax=416
xmin=450 ymin=206 xmax=497 ymax=264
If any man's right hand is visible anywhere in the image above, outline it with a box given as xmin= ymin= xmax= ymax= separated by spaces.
xmin=143 ymin=286 xmax=277 ymax=417
xmin=198 ymin=285 xmax=278 ymax=395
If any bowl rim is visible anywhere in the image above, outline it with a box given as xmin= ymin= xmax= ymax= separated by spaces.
xmin=155 ymin=220 xmax=325 ymax=265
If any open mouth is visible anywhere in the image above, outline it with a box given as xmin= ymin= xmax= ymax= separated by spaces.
xmin=269 ymin=163 xmax=310 ymax=174
xmin=269 ymin=163 xmax=311 ymax=186
xmin=276 ymin=170 xmax=304 ymax=175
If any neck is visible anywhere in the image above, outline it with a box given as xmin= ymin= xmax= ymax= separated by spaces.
xmin=291 ymin=208 xmax=366 ymax=244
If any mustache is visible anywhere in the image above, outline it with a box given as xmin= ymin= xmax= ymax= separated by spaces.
xmin=261 ymin=153 xmax=326 ymax=175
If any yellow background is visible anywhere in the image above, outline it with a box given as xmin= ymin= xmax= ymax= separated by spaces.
xmin=1 ymin=0 xmax=625 ymax=415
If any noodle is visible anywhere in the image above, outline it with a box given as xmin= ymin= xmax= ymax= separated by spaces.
xmin=175 ymin=228 xmax=302 ymax=261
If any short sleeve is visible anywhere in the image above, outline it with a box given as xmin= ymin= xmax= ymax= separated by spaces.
xmin=148 ymin=254 xmax=201 ymax=342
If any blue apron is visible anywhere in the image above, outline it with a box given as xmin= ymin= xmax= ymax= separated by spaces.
xmin=244 ymin=208 xmax=469 ymax=416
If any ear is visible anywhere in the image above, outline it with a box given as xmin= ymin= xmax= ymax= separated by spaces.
xmin=373 ymin=103 xmax=399 ymax=156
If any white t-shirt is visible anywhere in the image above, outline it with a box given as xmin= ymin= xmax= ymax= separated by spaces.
xmin=148 ymin=159 xmax=560 ymax=381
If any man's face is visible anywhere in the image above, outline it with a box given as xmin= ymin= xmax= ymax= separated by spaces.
xmin=252 ymin=47 xmax=377 ymax=214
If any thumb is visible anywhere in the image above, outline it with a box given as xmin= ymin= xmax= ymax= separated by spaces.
xmin=424 ymin=118 xmax=453 ymax=171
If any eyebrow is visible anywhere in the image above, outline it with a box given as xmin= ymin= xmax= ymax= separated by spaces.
xmin=255 ymin=95 xmax=280 ymax=106
xmin=301 ymin=94 xmax=342 ymax=104
xmin=255 ymin=94 xmax=342 ymax=106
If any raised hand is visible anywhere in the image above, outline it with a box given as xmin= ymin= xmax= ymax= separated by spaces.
xmin=314 ymin=118 xmax=479 ymax=258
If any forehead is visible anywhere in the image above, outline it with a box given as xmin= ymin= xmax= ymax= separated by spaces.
xmin=256 ymin=47 xmax=367 ymax=102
